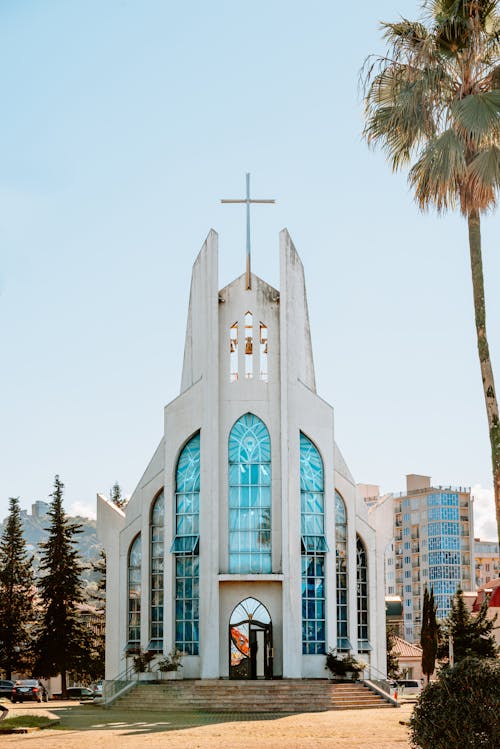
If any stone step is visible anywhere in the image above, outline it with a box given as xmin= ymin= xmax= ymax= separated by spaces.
xmin=112 ymin=680 xmax=393 ymax=713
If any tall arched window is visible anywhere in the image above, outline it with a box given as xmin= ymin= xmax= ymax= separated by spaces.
xmin=335 ymin=491 xmax=350 ymax=651
xmin=228 ymin=414 xmax=271 ymax=573
xmin=171 ymin=433 xmax=200 ymax=655
xmin=149 ymin=491 xmax=164 ymax=652
xmin=127 ymin=534 xmax=141 ymax=651
xmin=300 ymin=433 xmax=328 ymax=654
xmin=356 ymin=535 xmax=371 ymax=652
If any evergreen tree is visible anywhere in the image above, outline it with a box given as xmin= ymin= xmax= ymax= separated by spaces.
xmin=386 ymin=626 xmax=401 ymax=680
xmin=90 ymin=548 xmax=106 ymax=608
xmin=34 ymin=476 xmax=91 ymax=696
xmin=110 ymin=481 xmax=127 ymax=509
xmin=420 ymin=587 xmax=439 ymax=684
xmin=438 ymin=588 xmax=498 ymax=663
xmin=0 ymin=497 xmax=36 ymax=679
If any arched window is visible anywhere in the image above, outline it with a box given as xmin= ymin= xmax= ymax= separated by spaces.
xmin=127 ymin=534 xmax=141 ymax=651
xmin=356 ymin=535 xmax=371 ymax=652
xmin=149 ymin=491 xmax=164 ymax=652
xmin=171 ymin=433 xmax=200 ymax=655
xmin=335 ymin=491 xmax=350 ymax=651
xmin=228 ymin=414 xmax=271 ymax=573
xmin=244 ymin=312 xmax=253 ymax=378
xmin=300 ymin=433 xmax=327 ymax=654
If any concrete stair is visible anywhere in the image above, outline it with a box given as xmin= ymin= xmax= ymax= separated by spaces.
xmin=113 ymin=679 xmax=394 ymax=713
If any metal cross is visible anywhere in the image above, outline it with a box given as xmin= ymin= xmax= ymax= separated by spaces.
xmin=221 ymin=173 xmax=275 ymax=290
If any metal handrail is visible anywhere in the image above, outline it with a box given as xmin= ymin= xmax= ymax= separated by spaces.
xmin=102 ymin=665 xmax=139 ymax=706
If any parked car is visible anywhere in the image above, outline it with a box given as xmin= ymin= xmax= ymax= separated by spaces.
xmin=396 ymin=679 xmax=422 ymax=696
xmin=11 ymin=679 xmax=43 ymax=703
xmin=91 ymin=682 xmax=103 ymax=697
xmin=67 ymin=687 xmax=95 ymax=700
xmin=0 ymin=680 xmax=14 ymax=699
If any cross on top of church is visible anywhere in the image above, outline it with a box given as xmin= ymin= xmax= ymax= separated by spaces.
xmin=221 ymin=173 xmax=275 ymax=290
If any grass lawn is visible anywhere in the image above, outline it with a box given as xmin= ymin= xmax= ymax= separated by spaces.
xmin=0 ymin=715 xmax=59 ymax=732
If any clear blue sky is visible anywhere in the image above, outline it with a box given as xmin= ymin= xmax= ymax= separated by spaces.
xmin=1 ymin=0 xmax=498 ymax=539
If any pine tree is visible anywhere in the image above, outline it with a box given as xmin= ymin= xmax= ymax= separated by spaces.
xmin=34 ymin=476 xmax=91 ymax=696
xmin=438 ymin=588 xmax=498 ymax=663
xmin=110 ymin=481 xmax=126 ymax=509
xmin=420 ymin=587 xmax=439 ymax=684
xmin=0 ymin=497 xmax=36 ymax=679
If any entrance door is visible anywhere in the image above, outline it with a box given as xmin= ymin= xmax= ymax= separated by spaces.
xmin=229 ymin=597 xmax=273 ymax=679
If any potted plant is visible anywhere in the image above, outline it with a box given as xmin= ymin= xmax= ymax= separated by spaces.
xmin=325 ymin=649 xmax=367 ymax=681
xmin=132 ymin=648 xmax=156 ymax=680
xmin=157 ymin=649 xmax=184 ymax=680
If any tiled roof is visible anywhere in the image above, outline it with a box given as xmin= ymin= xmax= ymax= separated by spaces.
xmin=393 ymin=635 xmax=422 ymax=657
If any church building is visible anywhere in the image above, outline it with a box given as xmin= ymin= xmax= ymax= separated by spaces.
xmin=97 ymin=227 xmax=386 ymax=681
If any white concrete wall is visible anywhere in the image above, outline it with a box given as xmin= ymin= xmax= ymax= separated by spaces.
xmin=98 ymin=228 xmax=386 ymax=682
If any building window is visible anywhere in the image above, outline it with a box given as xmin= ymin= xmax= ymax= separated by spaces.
xmin=127 ymin=534 xmax=141 ymax=651
xmin=171 ymin=433 xmax=200 ymax=655
xmin=149 ymin=491 xmax=164 ymax=651
xmin=301 ymin=433 xmax=327 ymax=654
xmin=335 ymin=490 xmax=350 ymax=651
xmin=356 ymin=535 xmax=370 ymax=652
xmin=228 ymin=414 xmax=271 ymax=573
xmin=244 ymin=312 xmax=253 ymax=378
xmin=230 ymin=322 xmax=238 ymax=382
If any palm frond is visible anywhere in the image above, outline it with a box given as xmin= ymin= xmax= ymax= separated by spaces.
xmin=463 ymin=144 xmax=500 ymax=210
xmin=409 ymin=128 xmax=467 ymax=211
xmin=451 ymin=90 xmax=500 ymax=144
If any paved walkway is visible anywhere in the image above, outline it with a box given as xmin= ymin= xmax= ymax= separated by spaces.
xmin=1 ymin=701 xmax=414 ymax=748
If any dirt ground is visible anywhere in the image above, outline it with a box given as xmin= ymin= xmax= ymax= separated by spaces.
xmin=1 ymin=700 xmax=414 ymax=749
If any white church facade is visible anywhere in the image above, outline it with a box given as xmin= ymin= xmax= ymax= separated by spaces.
xmin=97 ymin=229 xmax=386 ymax=681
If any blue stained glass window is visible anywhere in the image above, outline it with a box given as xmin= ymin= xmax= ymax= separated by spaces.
xmin=356 ymin=535 xmax=370 ymax=651
xmin=228 ymin=414 xmax=272 ymax=573
xmin=301 ymin=434 xmax=326 ymax=654
xmin=128 ymin=534 xmax=141 ymax=650
xmin=335 ymin=491 xmax=349 ymax=651
xmin=149 ymin=492 xmax=164 ymax=651
xmin=174 ymin=433 xmax=200 ymax=655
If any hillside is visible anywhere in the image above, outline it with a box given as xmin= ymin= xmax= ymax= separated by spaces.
xmin=0 ymin=510 xmax=102 ymax=584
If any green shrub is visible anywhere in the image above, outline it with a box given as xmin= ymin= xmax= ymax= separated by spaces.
xmin=410 ymin=657 xmax=500 ymax=748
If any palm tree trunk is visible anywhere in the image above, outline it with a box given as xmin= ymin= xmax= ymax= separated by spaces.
xmin=468 ymin=210 xmax=500 ymax=545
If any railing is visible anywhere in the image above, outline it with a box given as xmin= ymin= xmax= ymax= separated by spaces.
xmin=102 ymin=666 xmax=139 ymax=706
xmin=364 ymin=664 xmax=399 ymax=707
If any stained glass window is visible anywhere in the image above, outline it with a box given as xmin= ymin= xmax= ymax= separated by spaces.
xmin=356 ymin=535 xmax=371 ymax=652
xmin=149 ymin=491 xmax=164 ymax=652
xmin=127 ymin=534 xmax=141 ymax=650
xmin=173 ymin=433 xmax=200 ymax=655
xmin=335 ymin=491 xmax=350 ymax=651
xmin=228 ymin=414 xmax=271 ymax=573
xmin=300 ymin=433 xmax=326 ymax=654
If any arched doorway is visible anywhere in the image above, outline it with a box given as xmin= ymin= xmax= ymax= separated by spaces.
xmin=229 ymin=597 xmax=273 ymax=679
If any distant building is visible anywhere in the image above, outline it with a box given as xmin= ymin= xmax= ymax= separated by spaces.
xmin=385 ymin=595 xmax=403 ymax=638
xmin=362 ymin=474 xmax=474 ymax=643
xmin=31 ymin=500 xmax=50 ymax=519
xmin=391 ymin=635 xmax=423 ymax=681
xmin=473 ymin=538 xmax=500 ymax=589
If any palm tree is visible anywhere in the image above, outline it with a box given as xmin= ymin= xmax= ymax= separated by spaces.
xmin=363 ymin=1 xmax=500 ymax=544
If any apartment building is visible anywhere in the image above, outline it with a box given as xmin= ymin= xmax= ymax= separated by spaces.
xmin=362 ymin=474 xmax=474 ymax=643
xmin=473 ymin=538 xmax=500 ymax=588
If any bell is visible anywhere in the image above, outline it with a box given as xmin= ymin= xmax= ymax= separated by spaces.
xmin=245 ymin=337 xmax=253 ymax=354
xmin=230 ymin=340 xmax=236 ymax=353
xmin=263 ymin=342 xmax=268 ymax=354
